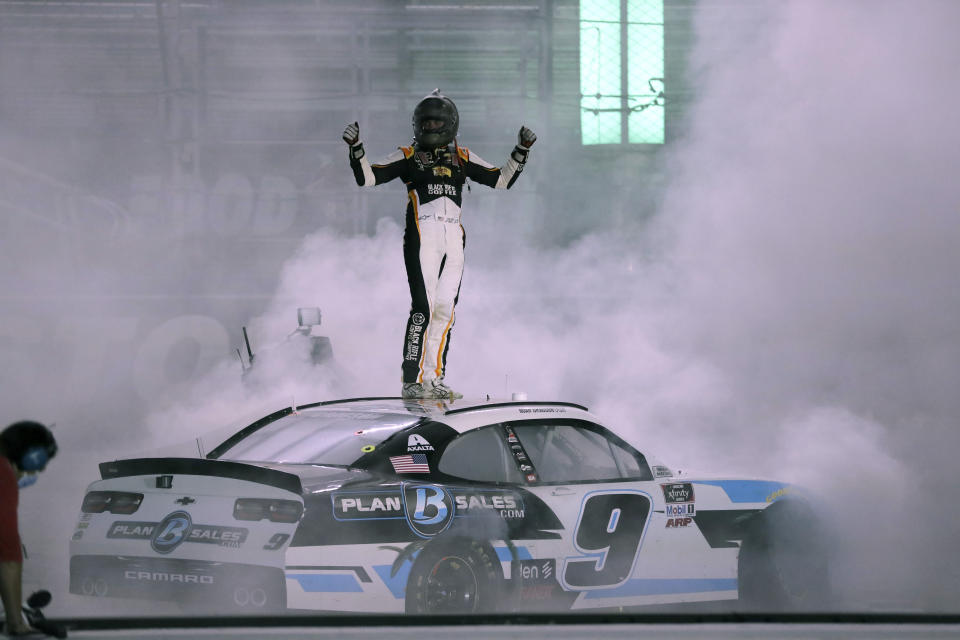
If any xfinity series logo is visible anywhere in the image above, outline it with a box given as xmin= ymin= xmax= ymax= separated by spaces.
xmin=662 ymin=483 xmax=694 ymax=504
xmin=402 ymin=484 xmax=455 ymax=538
xmin=151 ymin=510 xmax=192 ymax=554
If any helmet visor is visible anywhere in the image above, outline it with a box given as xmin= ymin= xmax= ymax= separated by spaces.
xmin=421 ymin=119 xmax=446 ymax=131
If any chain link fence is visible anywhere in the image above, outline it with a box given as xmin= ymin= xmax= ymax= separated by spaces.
xmin=580 ymin=0 xmax=664 ymax=145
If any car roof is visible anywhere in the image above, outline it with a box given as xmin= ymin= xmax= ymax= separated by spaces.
xmin=295 ymin=396 xmax=597 ymax=434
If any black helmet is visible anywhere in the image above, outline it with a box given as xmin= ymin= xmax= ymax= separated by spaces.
xmin=412 ymin=89 xmax=459 ymax=148
xmin=0 ymin=421 xmax=57 ymax=472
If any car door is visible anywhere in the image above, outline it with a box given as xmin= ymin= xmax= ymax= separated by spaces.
xmin=506 ymin=419 xmax=667 ymax=609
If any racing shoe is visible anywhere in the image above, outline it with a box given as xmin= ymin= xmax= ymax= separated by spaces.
xmin=402 ymin=382 xmax=427 ymax=399
xmin=428 ymin=378 xmax=463 ymax=400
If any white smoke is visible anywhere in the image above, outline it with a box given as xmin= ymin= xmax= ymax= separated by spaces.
xmin=146 ymin=1 xmax=960 ymax=610
xmin=9 ymin=0 xmax=960 ymax=615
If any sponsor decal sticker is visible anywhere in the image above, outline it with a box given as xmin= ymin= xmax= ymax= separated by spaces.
xmin=662 ymin=483 xmax=695 ymax=504
xmin=403 ymin=484 xmax=455 ymax=538
xmin=426 ymin=183 xmax=457 ymax=196
xmin=766 ymin=486 xmax=791 ymax=502
xmin=108 ymin=514 xmax=248 ymax=551
xmin=404 ymin=323 xmax=424 ymax=361
xmin=108 ymin=522 xmax=156 ymax=539
xmin=334 ymin=487 xmax=525 ymax=523
xmin=665 ymin=503 xmax=695 ymax=517
xmin=407 ymin=434 xmax=434 ymax=452
xmin=652 ymin=465 xmax=673 ymax=478
xmin=510 ymin=445 xmax=528 ymax=461
xmin=333 ymin=492 xmax=404 ymax=519
xmin=390 ymin=454 xmax=430 ymax=474
xmin=454 ymin=491 xmax=525 ymax=519
xmin=666 ymin=517 xmax=693 ymax=528
xmin=518 ymin=407 xmax=566 ymax=414
xmin=150 ymin=511 xmax=192 ymax=554
xmin=662 ymin=483 xmax=695 ymax=529
xmin=517 ymin=559 xmax=556 ymax=584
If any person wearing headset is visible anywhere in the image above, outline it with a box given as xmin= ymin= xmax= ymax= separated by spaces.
xmin=0 ymin=421 xmax=57 ymax=637
xmin=343 ymin=89 xmax=536 ymax=400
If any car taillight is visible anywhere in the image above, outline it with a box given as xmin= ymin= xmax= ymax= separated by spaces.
xmin=81 ymin=491 xmax=144 ymax=514
xmin=233 ymin=498 xmax=303 ymax=523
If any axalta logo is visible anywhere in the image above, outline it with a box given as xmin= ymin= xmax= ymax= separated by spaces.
xmin=407 ymin=434 xmax=434 ymax=452
xmin=402 ymin=484 xmax=454 ymax=538
xmin=151 ymin=511 xmax=192 ymax=554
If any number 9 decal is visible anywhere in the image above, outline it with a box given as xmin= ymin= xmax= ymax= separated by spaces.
xmin=263 ymin=533 xmax=290 ymax=551
xmin=562 ymin=491 xmax=651 ymax=589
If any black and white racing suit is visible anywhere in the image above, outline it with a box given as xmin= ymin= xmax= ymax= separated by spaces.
xmin=349 ymin=142 xmax=528 ymax=385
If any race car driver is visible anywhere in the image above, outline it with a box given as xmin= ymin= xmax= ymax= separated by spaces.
xmin=343 ymin=89 xmax=536 ymax=400
xmin=0 ymin=421 xmax=57 ymax=637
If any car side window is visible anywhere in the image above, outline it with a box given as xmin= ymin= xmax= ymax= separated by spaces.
xmin=511 ymin=421 xmax=652 ymax=482
xmin=610 ymin=440 xmax=647 ymax=477
xmin=512 ymin=423 xmax=620 ymax=482
xmin=438 ymin=425 xmax=523 ymax=484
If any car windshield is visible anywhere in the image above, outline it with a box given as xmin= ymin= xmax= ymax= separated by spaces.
xmin=213 ymin=409 xmax=421 ymax=465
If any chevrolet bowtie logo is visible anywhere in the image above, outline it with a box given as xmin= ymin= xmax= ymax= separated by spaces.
xmin=175 ymin=496 xmax=196 ymax=505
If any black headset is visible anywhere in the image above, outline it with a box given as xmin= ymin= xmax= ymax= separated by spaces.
xmin=20 ymin=444 xmax=52 ymax=472
xmin=1 ymin=421 xmax=57 ymax=472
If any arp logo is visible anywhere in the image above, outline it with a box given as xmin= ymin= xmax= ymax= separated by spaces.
xmin=402 ymin=484 xmax=454 ymax=538
xmin=151 ymin=510 xmax=193 ymax=554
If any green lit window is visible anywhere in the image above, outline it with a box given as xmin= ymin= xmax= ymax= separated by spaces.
xmin=580 ymin=0 xmax=664 ymax=145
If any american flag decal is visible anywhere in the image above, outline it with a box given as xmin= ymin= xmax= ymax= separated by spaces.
xmin=390 ymin=454 xmax=430 ymax=474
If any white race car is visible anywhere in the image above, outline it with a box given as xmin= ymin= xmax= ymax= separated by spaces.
xmin=69 ymin=397 xmax=829 ymax=613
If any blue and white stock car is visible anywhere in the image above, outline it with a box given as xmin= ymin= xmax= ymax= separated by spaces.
xmin=69 ymin=398 xmax=829 ymax=614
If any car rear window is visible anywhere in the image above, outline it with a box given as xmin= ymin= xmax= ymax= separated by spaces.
xmin=213 ymin=410 xmax=422 ymax=465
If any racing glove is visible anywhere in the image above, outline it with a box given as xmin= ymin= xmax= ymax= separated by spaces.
xmin=342 ymin=121 xmax=365 ymax=160
xmin=512 ymin=126 xmax=536 ymax=162
xmin=518 ymin=126 xmax=537 ymax=149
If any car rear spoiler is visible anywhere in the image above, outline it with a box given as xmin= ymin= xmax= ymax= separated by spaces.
xmin=98 ymin=457 xmax=303 ymax=495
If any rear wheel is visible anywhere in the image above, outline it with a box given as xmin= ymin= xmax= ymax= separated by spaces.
xmin=738 ymin=499 xmax=831 ymax=611
xmin=405 ymin=537 xmax=502 ymax=614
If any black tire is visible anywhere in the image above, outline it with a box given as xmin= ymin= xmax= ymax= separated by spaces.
xmin=738 ymin=499 xmax=832 ymax=611
xmin=405 ymin=537 xmax=503 ymax=614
